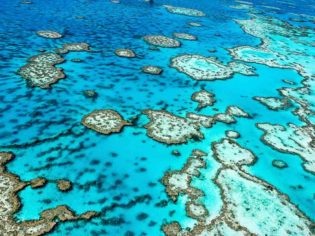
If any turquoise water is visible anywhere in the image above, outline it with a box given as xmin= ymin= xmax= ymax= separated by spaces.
xmin=0 ymin=0 xmax=315 ymax=235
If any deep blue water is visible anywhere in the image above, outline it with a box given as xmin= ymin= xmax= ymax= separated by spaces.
xmin=0 ymin=0 xmax=314 ymax=235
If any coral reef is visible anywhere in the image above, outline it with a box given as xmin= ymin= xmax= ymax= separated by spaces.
xmin=191 ymin=90 xmax=215 ymax=111
xmin=115 ymin=49 xmax=136 ymax=58
xmin=143 ymin=110 xmax=204 ymax=144
xmin=257 ymin=123 xmax=315 ymax=173
xmin=57 ymin=179 xmax=72 ymax=192
xmin=36 ymin=31 xmax=62 ymax=39
xmin=188 ymin=22 xmax=202 ymax=27
xmin=161 ymin=139 xmax=314 ymax=235
xmin=143 ymin=35 xmax=181 ymax=48
xmin=171 ymin=54 xmax=256 ymax=81
xmin=0 ymin=152 xmax=98 ymax=235
xmin=18 ymin=53 xmax=65 ymax=88
xmin=163 ymin=5 xmax=205 ymax=17
xmin=143 ymin=104 xmax=250 ymax=145
xmin=254 ymin=96 xmax=291 ymax=110
xmin=82 ymin=109 xmax=130 ymax=135
xmin=141 ymin=66 xmax=163 ymax=75
xmin=186 ymin=113 xmax=215 ymax=128
xmin=229 ymin=16 xmax=315 ymax=79
xmin=83 ymin=90 xmax=98 ymax=99
xmin=272 ymin=160 xmax=288 ymax=169
xmin=29 ymin=177 xmax=47 ymax=189
xmin=212 ymin=138 xmax=256 ymax=166
xmin=214 ymin=106 xmax=250 ymax=124
xmin=173 ymin=33 xmax=197 ymax=41
xmin=225 ymin=130 xmax=240 ymax=139
xmin=56 ymin=43 xmax=90 ymax=54
xmin=161 ymin=150 xmax=207 ymax=201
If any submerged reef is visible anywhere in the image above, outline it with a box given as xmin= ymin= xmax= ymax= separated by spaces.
xmin=185 ymin=201 xmax=209 ymax=220
xmin=253 ymin=96 xmax=291 ymax=111
xmin=36 ymin=30 xmax=62 ymax=39
xmin=229 ymin=15 xmax=315 ymax=79
xmin=6 ymin=2 xmax=315 ymax=235
xmin=30 ymin=177 xmax=47 ymax=189
xmin=143 ymin=110 xmax=203 ymax=144
xmin=0 ymin=152 xmax=98 ymax=235
xmin=161 ymin=149 xmax=207 ymax=202
xmin=227 ymin=9 xmax=315 ymax=175
xmin=162 ymin=139 xmax=314 ymax=235
xmin=257 ymin=123 xmax=315 ymax=174
xmin=143 ymin=105 xmax=250 ymax=145
xmin=171 ymin=55 xmax=233 ymax=81
xmin=143 ymin=35 xmax=181 ymax=48
xmin=57 ymin=179 xmax=72 ymax=192
xmin=212 ymin=168 xmax=313 ymax=235
xmin=226 ymin=106 xmax=250 ymax=118
xmin=141 ymin=66 xmax=163 ymax=75
xmin=272 ymin=160 xmax=288 ymax=169
xmin=228 ymin=61 xmax=257 ymax=76
xmin=191 ymin=90 xmax=216 ymax=111
xmin=163 ymin=5 xmax=206 ymax=17
xmin=212 ymin=138 xmax=256 ymax=166
xmin=18 ymin=53 xmax=65 ymax=88
xmin=171 ymin=54 xmax=256 ymax=81
xmin=83 ymin=90 xmax=98 ymax=99
xmin=18 ymin=42 xmax=91 ymax=88
xmin=279 ymin=86 xmax=314 ymax=125
xmin=186 ymin=113 xmax=215 ymax=128
xmin=225 ymin=130 xmax=240 ymax=139
xmin=214 ymin=106 xmax=250 ymax=124
xmin=115 ymin=49 xmax=136 ymax=58
xmin=56 ymin=43 xmax=90 ymax=54
xmin=173 ymin=33 xmax=197 ymax=41
xmin=188 ymin=22 xmax=202 ymax=27
xmin=82 ymin=109 xmax=131 ymax=135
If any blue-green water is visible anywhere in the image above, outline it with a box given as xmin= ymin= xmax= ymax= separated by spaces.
xmin=0 ymin=0 xmax=314 ymax=235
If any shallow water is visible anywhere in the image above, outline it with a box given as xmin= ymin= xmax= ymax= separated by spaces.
xmin=0 ymin=0 xmax=315 ymax=235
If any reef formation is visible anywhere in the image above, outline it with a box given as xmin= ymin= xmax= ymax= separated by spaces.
xmin=191 ymin=90 xmax=216 ymax=111
xmin=162 ymin=139 xmax=314 ymax=235
xmin=257 ymin=123 xmax=315 ymax=174
xmin=82 ymin=109 xmax=131 ymax=135
xmin=143 ymin=105 xmax=250 ymax=144
xmin=163 ymin=5 xmax=206 ymax=17
xmin=18 ymin=42 xmax=91 ymax=88
xmin=228 ymin=11 xmax=315 ymax=175
xmin=18 ymin=53 xmax=65 ymax=88
xmin=115 ymin=49 xmax=136 ymax=58
xmin=0 ymin=152 xmax=98 ymax=235
xmin=5 ymin=1 xmax=315 ymax=235
xmin=141 ymin=66 xmax=163 ymax=75
xmin=56 ymin=43 xmax=90 ymax=54
xmin=143 ymin=110 xmax=203 ymax=144
xmin=253 ymin=96 xmax=291 ymax=111
xmin=36 ymin=30 xmax=63 ymax=39
xmin=173 ymin=33 xmax=197 ymax=41
xmin=143 ymin=35 xmax=181 ymax=48
xmin=171 ymin=54 xmax=256 ymax=81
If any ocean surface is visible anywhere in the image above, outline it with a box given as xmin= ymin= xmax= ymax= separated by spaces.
xmin=0 ymin=0 xmax=314 ymax=235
